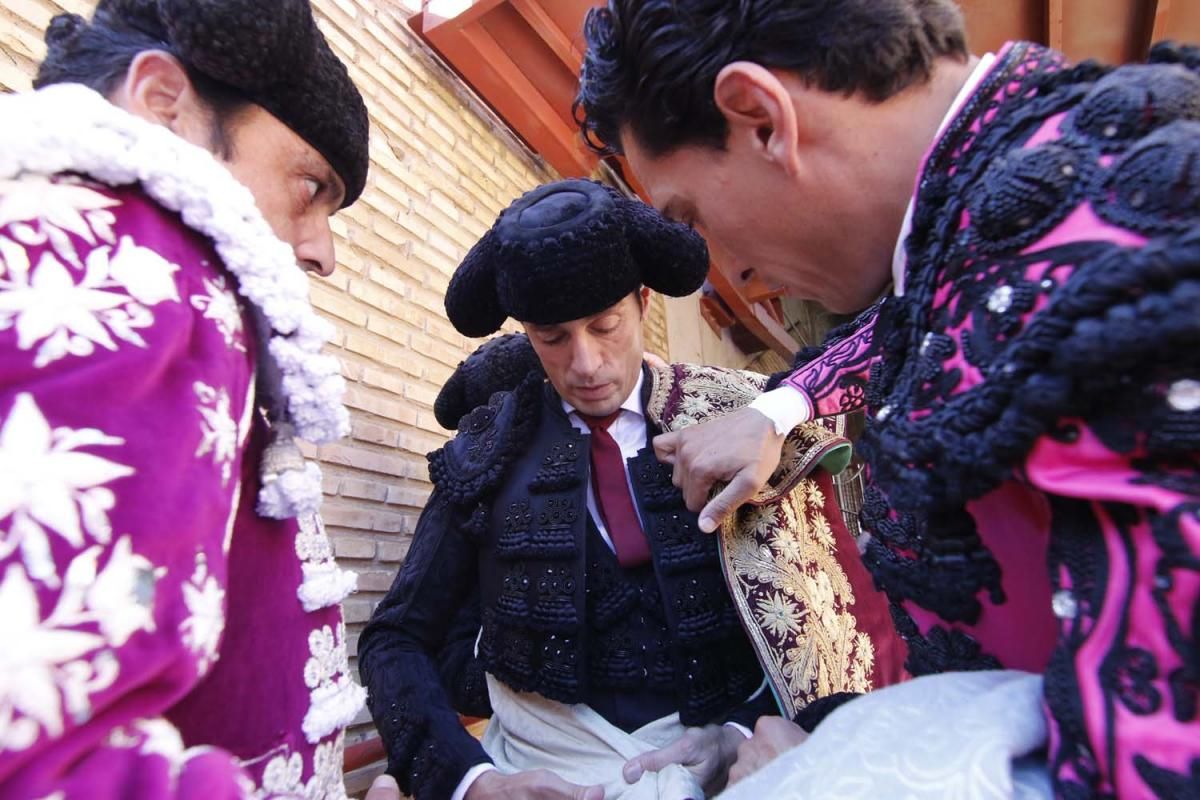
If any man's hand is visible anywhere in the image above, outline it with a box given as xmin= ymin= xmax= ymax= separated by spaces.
xmin=465 ymin=769 xmax=605 ymax=800
xmin=727 ymin=717 xmax=809 ymax=787
xmin=653 ymin=408 xmax=786 ymax=532
xmin=621 ymin=724 xmax=744 ymax=793
xmin=364 ymin=774 xmax=402 ymax=800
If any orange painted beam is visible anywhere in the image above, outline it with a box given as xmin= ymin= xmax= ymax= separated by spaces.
xmin=510 ymin=0 xmax=583 ymax=71
xmin=412 ymin=10 xmax=596 ymax=177
xmin=706 ymin=259 xmax=799 ymax=358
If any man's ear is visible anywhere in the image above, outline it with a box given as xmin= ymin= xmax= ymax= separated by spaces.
xmin=713 ymin=61 xmax=802 ymax=177
xmin=638 ymin=286 xmax=651 ymax=315
xmin=115 ymin=51 xmax=213 ymax=148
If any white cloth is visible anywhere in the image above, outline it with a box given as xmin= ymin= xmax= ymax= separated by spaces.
xmin=482 ymin=674 xmax=706 ymax=800
xmin=563 ymin=370 xmax=649 ymax=552
xmin=717 ymin=670 xmax=1051 ymax=800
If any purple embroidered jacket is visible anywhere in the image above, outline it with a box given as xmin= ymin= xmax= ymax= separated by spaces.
xmin=0 ymin=175 xmax=359 ymax=796
xmin=780 ymin=43 xmax=1200 ymax=798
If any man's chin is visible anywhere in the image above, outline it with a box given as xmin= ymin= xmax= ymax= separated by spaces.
xmin=569 ymin=393 xmax=619 ymax=417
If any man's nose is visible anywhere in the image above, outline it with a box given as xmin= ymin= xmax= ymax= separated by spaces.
xmin=295 ymin=218 xmax=336 ymax=277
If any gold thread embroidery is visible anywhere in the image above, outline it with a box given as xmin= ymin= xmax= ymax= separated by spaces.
xmin=721 ymin=485 xmax=874 ymax=719
xmin=647 ymin=362 xmax=871 ymax=719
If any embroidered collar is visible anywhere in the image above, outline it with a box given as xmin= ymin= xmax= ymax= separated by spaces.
xmin=0 ymin=84 xmax=349 ymax=517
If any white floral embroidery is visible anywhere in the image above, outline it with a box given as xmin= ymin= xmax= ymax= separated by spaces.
xmin=194 ymin=382 xmax=238 ymax=486
xmin=0 ymin=176 xmax=120 ymax=268
xmin=301 ymin=624 xmax=367 ymax=744
xmin=180 ymin=552 xmax=225 ymax=676
xmin=0 ymin=229 xmax=180 ymax=368
xmin=295 ymin=513 xmax=357 ymax=612
xmin=0 ymin=538 xmax=155 ymax=752
xmin=190 ymin=274 xmax=246 ymax=351
xmin=245 ymin=733 xmax=348 ymax=800
xmin=108 ymin=235 xmax=182 ymax=306
xmin=106 ymin=717 xmax=185 ymax=760
xmin=1 ymin=84 xmax=350 ymax=517
xmin=0 ymin=393 xmax=133 ymax=585
xmin=58 ymin=536 xmax=160 ymax=648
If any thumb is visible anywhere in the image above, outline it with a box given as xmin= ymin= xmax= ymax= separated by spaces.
xmin=577 ymin=786 xmax=605 ymax=800
xmin=624 ymin=738 xmax=689 ymax=784
xmin=363 ymin=773 xmax=401 ymax=800
xmin=653 ymin=431 xmax=680 ymax=464
xmin=698 ymin=472 xmax=757 ymax=533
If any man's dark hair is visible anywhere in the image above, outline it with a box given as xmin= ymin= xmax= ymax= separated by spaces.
xmin=35 ymin=11 xmax=249 ymax=158
xmin=575 ymin=0 xmax=969 ymax=157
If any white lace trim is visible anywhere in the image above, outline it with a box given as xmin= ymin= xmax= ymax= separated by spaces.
xmin=0 ymin=84 xmax=350 ymax=518
xmin=302 ymin=624 xmax=367 ymax=744
xmin=295 ymin=513 xmax=357 ymax=612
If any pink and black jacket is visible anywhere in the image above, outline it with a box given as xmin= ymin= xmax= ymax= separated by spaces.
xmin=777 ymin=41 xmax=1200 ymax=799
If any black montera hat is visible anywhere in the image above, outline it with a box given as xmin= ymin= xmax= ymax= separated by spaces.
xmin=50 ymin=0 xmax=369 ymax=206
xmin=445 ymin=179 xmax=710 ymax=337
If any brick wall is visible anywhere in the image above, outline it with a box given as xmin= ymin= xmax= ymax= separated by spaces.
xmin=1 ymin=0 xmax=683 ymax=792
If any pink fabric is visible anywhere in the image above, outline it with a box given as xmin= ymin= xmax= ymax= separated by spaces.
xmin=903 ymin=481 xmax=1059 ymax=674
xmin=0 ymin=178 xmax=346 ymax=797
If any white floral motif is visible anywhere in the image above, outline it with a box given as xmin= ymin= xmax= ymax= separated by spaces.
xmin=0 ymin=393 xmax=134 ymax=585
xmin=301 ymin=623 xmax=367 ymax=744
xmin=246 ymin=733 xmax=348 ymax=800
xmin=0 ymin=176 xmax=119 ymax=268
xmin=0 ymin=538 xmax=153 ymax=752
xmin=190 ymin=274 xmax=246 ymax=352
xmin=194 ymin=382 xmax=238 ymax=486
xmin=60 ymin=536 xmax=160 ymax=647
xmin=0 ymin=232 xmax=179 ymax=368
xmin=180 ymin=552 xmax=225 ymax=676
xmin=295 ymin=513 xmax=358 ymax=612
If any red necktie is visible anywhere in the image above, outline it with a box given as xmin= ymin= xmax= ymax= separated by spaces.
xmin=580 ymin=411 xmax=652 ymax=568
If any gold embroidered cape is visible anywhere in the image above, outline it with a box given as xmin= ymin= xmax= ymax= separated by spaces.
xmin=646 ymin=363 xmax=907 ymax=719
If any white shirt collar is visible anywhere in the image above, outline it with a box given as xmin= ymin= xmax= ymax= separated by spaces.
xmin=562 ymin=368 xmax=646 ymax=425
xmin=892 ymin=53 xmax=997 ymax=296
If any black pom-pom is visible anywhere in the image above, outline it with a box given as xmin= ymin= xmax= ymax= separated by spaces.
xmin=44 ymin=13 xmax=86 ymax=49
xmin=446 ymin=231 xmax=507 ymax=337
xmin=623 ymin=200 xmax=710 ymax=297
xmin=434 ymin=333 xmax=543 ymax=430
xmin=157 ymin=0 xmax=317 ymax=91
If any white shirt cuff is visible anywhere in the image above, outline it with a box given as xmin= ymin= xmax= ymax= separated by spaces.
xmin=723 ymin=721 xmax=753 ymax=739
xmin=451 ymin=763 xmax=498 ymax=800
xmin=749 ymin=385 xmax=812 ymax=435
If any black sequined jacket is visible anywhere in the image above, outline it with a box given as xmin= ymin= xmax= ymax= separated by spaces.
xmin=358 ymin=368 xmax=779 ymax=800
xmin=776 ymin=41 xmax=1200 ymax=798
